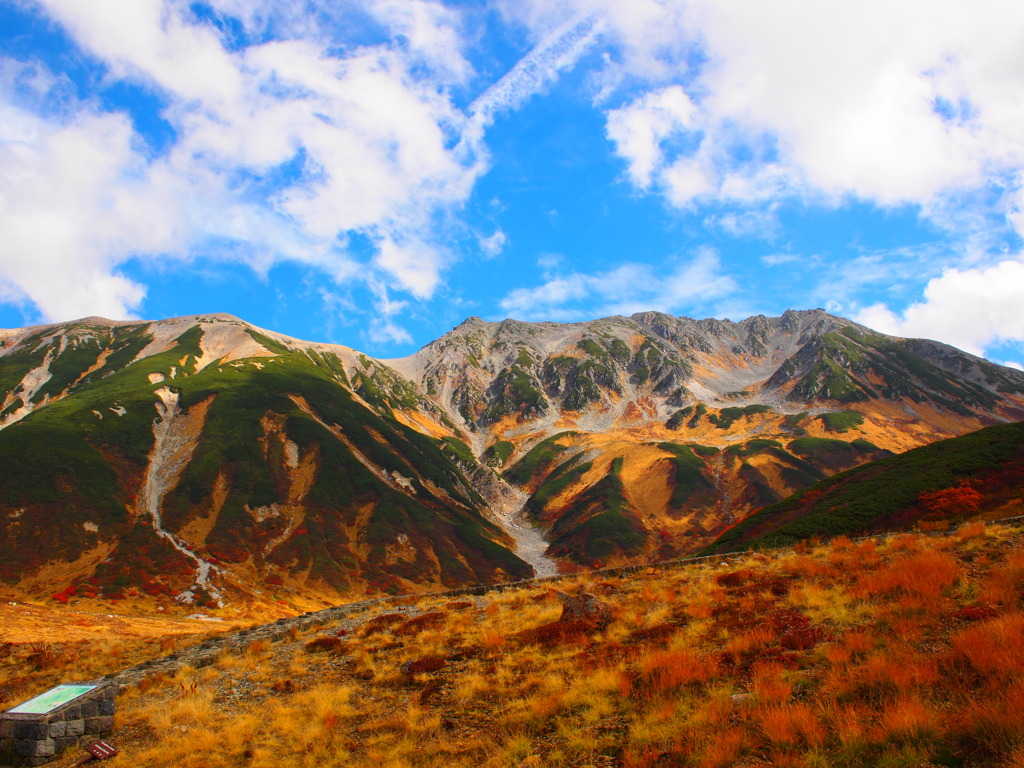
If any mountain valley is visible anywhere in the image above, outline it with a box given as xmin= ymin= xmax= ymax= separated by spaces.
xmin=2 ymin=309 xmax=1023 ymax=614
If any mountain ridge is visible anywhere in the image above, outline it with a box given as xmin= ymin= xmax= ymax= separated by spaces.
xmin=2 ymin=308 xmax=1023 ymax=613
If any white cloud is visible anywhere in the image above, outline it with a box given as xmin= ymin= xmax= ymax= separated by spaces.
xmin=0 ymin=1 xmax=482 ymax=327
xmin=0 ymin=99 xmax=164 ymax=320
xmin=478 ymin=229 xmax=507 ymax=259
xmin=499 ymin=247 xmax=736 ymax=321
xmin=605 ymin=84 xmax=796 ymax=208
xmin=855 ymin=258 xmax=1024 ymax=356
xmin=760 ymin=252 xmax=801 ymax=267
xmin=605 ymin=85 xmax=697 ymax=189
xmin=509 ymin=0 xmax=1024 ymax=228
xmin=705 ymin=210 xmax=780 ymax=240
xmin=365 ymin=280 xmax=413 ymax=345
xmin=1010 ymin=177 xmax=1024 ymax=238
xmin=536 ymin=253 xmax=564 ymax=271
xmin=467 ymin=13 xmax=602 ymax=135
xmin=366 ymin=0 xmax=474 ymax=84
xmin=373 ymin=235 xmax=446 ymax=300
xmin=2 ymin=0 xmax=614 ymax=330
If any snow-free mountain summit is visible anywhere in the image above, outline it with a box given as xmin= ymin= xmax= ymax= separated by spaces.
xmin=1 ymin=310 xmax=1022 ymax=611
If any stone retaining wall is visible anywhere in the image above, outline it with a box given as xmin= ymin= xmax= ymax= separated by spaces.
xmin=0 ymin=683 xmax=115 ymax=767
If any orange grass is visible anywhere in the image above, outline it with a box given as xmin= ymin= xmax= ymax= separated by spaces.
xmin=638 ymin=648 xmax=717 ymax=694
xmin=951 ymin=613 xmax=1024 ymax=683
xmin=855 ymin=547 xmax=961 ymax=604
xmin=757 ymin=702 xmax=826 ymax=749
xmin=870 ymin=697 xmax=938 ymax=745
xmin=5 ymin=524 xmax=1022 ymax=768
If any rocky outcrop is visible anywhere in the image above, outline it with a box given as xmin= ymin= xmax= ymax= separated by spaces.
xmin=2 ymin=309 xmax=1024 ymax=603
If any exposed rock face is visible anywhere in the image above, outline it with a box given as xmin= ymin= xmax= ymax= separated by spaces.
xmin=389 ymin=309 xmax=1024 ymax=567
xmin=390 ymin=309 xmax=1024 ymax=440
xmin=1 ymin=309 xmax=1023 ymax=604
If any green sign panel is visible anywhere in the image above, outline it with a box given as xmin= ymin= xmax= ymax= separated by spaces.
xmin=6 ymin=685 xmax=97 ymax=715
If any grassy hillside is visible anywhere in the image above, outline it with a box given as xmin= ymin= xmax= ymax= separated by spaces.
xmin=539 ymin=457 xmax=649 ymax=565
xmin=0 ymin=325 xmax=530 ymax=603
xmin=705 ymin=421 xmax=1024 ymax=554
xmin=4 ymin=522 xmax=1024 ymax=767
xmin=768 ymin=326 xmax=1024 ymax=412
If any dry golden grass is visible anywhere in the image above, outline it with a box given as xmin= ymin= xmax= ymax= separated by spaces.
xmin=0 ymin=614 xmax=240 ymax=715
xmin=7 ymin=524 xmax=1024 ymax=767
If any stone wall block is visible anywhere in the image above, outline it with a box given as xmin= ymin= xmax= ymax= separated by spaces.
xmin=46 ymin=722 xmax=65 ymax=739
xmin=79 ymin=702 xmax=98 ymax=719
xmin=64 ymin=720 xmax=84 ymax=738
xmin=11 ymin=724 xmax=46 ymax=742
xmin=99 ymin=701 xmax=114 ymax=717
xmin=84 ymin=719 xmax=101 ymax=735
xmin=14 ymin=740 xmax=34 ymax=757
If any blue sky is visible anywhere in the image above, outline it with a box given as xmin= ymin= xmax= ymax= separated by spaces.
xmin=1 ymin=1 xmax=1023 ymax=366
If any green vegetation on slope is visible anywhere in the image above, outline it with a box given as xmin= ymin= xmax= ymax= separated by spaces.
xmin=483 ymin=440 xmax=515 ymax=468
xmin=817 ymin=410 xmax=865 ymax=433
xmin=504 ymin=432 xmax=579 ymax=486
xmin=708 ymin=404 xmax=772 ymax=429
xmin=0 ymin=327 xmax=531 ymax=591
xmin=657 ymin=443 xmax=718 ymax=512
xmin=484 ymin=364 xmax=546 ymax=422
xmin=706 ymin=421 xmax=1024 ymax=554
xmin=0 ymin=326 xmax=207 ymax=579
xmin=546 ymin=457 xmax=647 ymax=564
xmin=523 ymin=455 xmax=590 ymax=522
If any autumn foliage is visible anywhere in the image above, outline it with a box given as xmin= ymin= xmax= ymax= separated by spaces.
xmin=919 ymin=483 xmax=984 ymax=517
xmin=8 ymin=521 xmax=1024 ymax=768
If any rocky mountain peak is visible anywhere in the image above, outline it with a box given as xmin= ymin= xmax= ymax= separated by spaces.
xmin=390 ymin=309 xmax=1024 ymax=444
xmin=3 ymin=308 xmax=1024 ymax=606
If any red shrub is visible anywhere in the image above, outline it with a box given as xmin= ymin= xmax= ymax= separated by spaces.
xmin=716 ymin=569 xmax=754 ymax=589
xmin=757 ymin=703 xmax=825 ymax=749
xmin=856 ymin=548 xmax=960 ymax=604
xmin=951 ymin=613 xmax=1024 ymax=685
xmin=953 ymin=605 xmax=1001 ymax=622
xmin=628 ymin=623 xmax=680 ymax=644
xmin=919 ymin=485 xmax=983 ymax=518
xmin=770 ymin=609 xmax=831 ymax=650
xmin=638 ymin=648 xmax=718 ymax=694
xmin=360 ymin=613 xmax=407 ymax=635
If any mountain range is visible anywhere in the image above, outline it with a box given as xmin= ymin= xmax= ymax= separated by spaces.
xmin=2 ymin=309 xmax=1023 ymax=612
